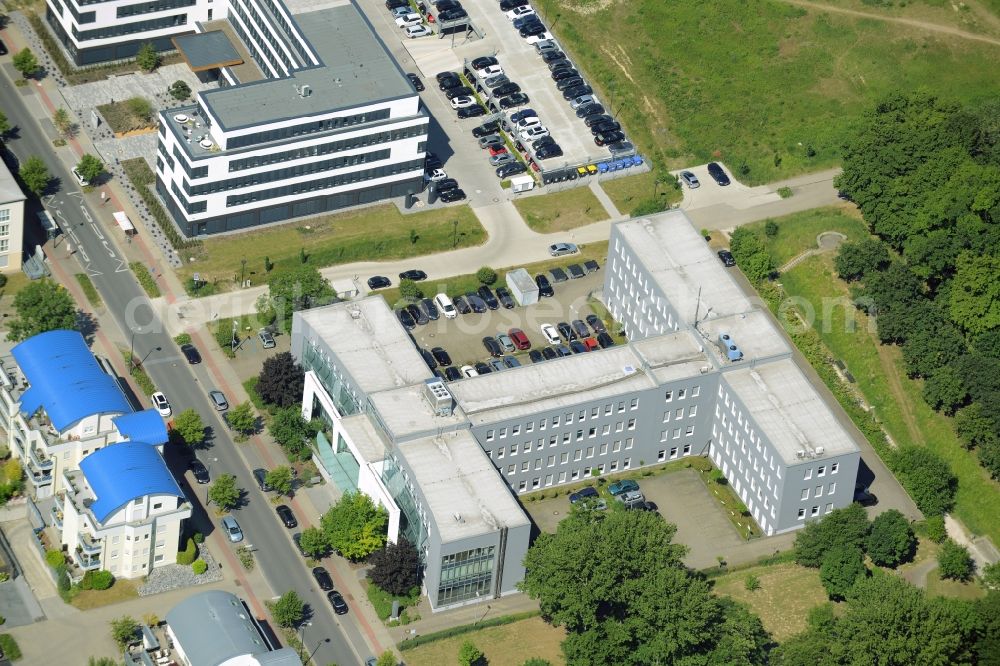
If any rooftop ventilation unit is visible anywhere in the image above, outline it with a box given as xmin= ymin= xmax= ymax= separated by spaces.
xmin=424 ymin=378 xmax=454 ymax=417
xmin=718 ymin=332 xmax=744 ymax=362
xmin=296 ymin=84 xmax=312 ymax=98
xmin=796 ymin=450 xmax=806 ymax=459
xmin=622 ymin=365 xmax=636 ymax=375
xmin=815 ymin=446 xmax=825 ymax=455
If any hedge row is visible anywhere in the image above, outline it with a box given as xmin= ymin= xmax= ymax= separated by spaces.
xmin=120 ymin=158 xmax=199 ymax=251
xmin=397 ymin=611 xmax=541 ymax=651
xmin=176 ymin=538 xmax=197 ymax=565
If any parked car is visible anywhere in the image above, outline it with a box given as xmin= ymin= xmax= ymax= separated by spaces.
xmin=597 ymin=331 xmax=615 ymax=348
xmin=680 ymin=170 xmax=700 ymax=188
xmin=431 ymin=347 xmax=452 ymax=366
xmin=438 ymin=7 xmax=468 ymax=20
xmin=535 ymin=274 xmax=554 ymax=297
xmin=586 ymin=314 xmax=606 ymax=333
xmin=458 ymin=106 xmax=486 ymax=119
xmin=368 ymin=275 xmax=391 ymax=291
xmin=440 ymin=188 xmax=467 ymax=202
xmin=535 ymin=144 xmax=563 ymax=159
xmin=450 ymin=96 xmax=476 ymax=109
xmin=509 ymin=109 xmax=538 ymax=124
xmin=400 ymin=269 xmax=428 ymax=281
xmin=508 ymin=328 xmax=531 ymax=350
xmin=466 ymin=292 xmax=488 ymax=313
xmin=406 ymin=72 xmax=425 ymax=90
xmin=258 ymin=329 xmax=276 ymax=348
xmin=444 ymin=366 xmax=462 ymax=381
xmin=553 ymin=68 xmax=579 ymax=81
xmin=461 ymin=365 xmax=479 ymax=378
xmin=528 ymin=350 xmax=543 ymax=363
xmin=222 ymin=516 xmax=243 ymax=542
xmin=570 ymin=340 xmax=587 ymax=354
xmin=608 ymin=479 xmax=640 ymax=496
xmin=474 ymin=361 xmax=492 ymax=374
xmin=540 ymin=323 xmax=560 ymax=345
xmin=490 ymin=152 xmax=516 ymax=167
xmin=478 ymin=285 xmax=499 ymax=309
xmin=569 ymin=487 xmax=598 ymax=504
xmin=571 ymin=319 xmax=590 ymax=338
xmin=553 ymin=345 xmax=572 ymax=357
xmin=472 ymin=121 xmax=500 ymax=137
xmin=405 ymin=24 xmax=433 ymax=38
xmin=717 ymin=250 xmax=736 ymax=267
xmin=591 ymin=120 xmax=621 ymax=135
xmin=506 ymin=5 xmax=534 ymax=19
xmin=328 ymin=590 xmax=349 ymax=615
xmin=312 ymin=566 xmax=334 ymax=591
xmin=548 ymin=242 xmax=578 ymax=256
xmin=499 ymin=94 xmax=529 ymax=109
xmin=493 ymin=82 xmax=521 ymax=97
xmin=425 ymin=168 xmax=448 ymax=182
xmin=497 ymin=163 xmax=527 ymax=178
xmin=503 ymin=356 xmax=521 ymax=368
xmin=420 ymin=348 xmax=438 ymax=371
xmin=209 ymin=389 xmax=229 ymax=411
xmin=253 ymin=468 xmax=271 ymax=491
xmin=541 ymin=346 xmax=558 ymax=360
xmin=707 ymin=162 xmax=731 ymax=186
xmin=519 ymin=126 xmax=549 ymax=141
xmin=397 ymin=308 xmax=415 ymax=329
xmin=151 ymin=391 xmax=171 ymax=417
xmin=570 ymin=94 xmax=598 ymax=110
xmin=499 ymin=0 xmax=528 ymax=10
xmin=482 ymin=336 xmax=503 ymax=357
xmin=276 ymin=505 xmax=298 ymax=528
xmin=563 ymin=84 xmax=593 ymax=100
xmin=557 ymin=321 xmax=576 ymax=342
xmin=542 ymin=51 xmax=567 ymax=64
xmin=496 ymin=286 xmax=515 ymax=308
xmin=584 ymin=113 xmax=612 ymax=127
xmin=575 ymin=102 xmax=605 ymax=118
xmin=556 ymin=76 xmax=585 ymax=91
xmin=407 ymin=303 xmax=428 ymax=325
xmin=471 ymin=55 xmax=498 ymax=70
xmin=479 ymin=134 xmax=505 ymax=149
xmin=190 ymin=458 xmax=210 ymax=484
xmin=453 ymin=295 xmax=471 ymax=314
xmin=420 ymin=298 xmax=440 ymax=320
xmin=496 ymin=332 xmax=515 ymax=353
xmin=395 ymin=13 xmax=422 ymax=27
xmin=181 ymin=343 xmax=202 ymax=364
xmin=594 ymin=130 xmax=625 ymax=146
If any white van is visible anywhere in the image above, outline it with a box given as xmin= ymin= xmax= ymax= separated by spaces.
xmin=434 ymin=293 xmax=457 ymax=319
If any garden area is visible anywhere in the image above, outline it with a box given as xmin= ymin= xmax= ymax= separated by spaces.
xmin=95 ymin=98 xmax=157 ymax=135
xmin=532 ymin=0 xmax=1000 ymax=183
xmin=513 ymin=188 xmax=608 ymax=233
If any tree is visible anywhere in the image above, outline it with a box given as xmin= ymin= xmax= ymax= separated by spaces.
xmin=298 ymin=526 xmax=329 ymax=558
xmin=0 ymin=110 xmax=10 ymax=137
xmin=135 ymin=43 xmax=160 ymax=72
xmin=7 ymin=278 xmax=77 ymax=342
xmin=264 ymin=465 xmax=293 ymax=496
xmin=819 ymin=545 xmax=867 ymax=601
xmin=955 ymin=402 xmax=1000 ymax=451
xmin=168 ymin=80 xmax=191 ymax=101
xmin=741 ymin=251 xmax=775 ymax=284
xmin=922 ymin=365 xmax=968 ymax=415
xmin=267 ymin=264 xmax=335 ymax=331
xmin=866 ymin=509 xmax=916 ymax=567
xmin=924 ymin=514 xmax=948 ymax=543
xmin=268 ymin=406 xmax=316 ymax=460
xmin=207 ymin=474 xmax=240 ymax=511
xmin=321 ymin=491 xmax=388 ymax=560
xmin=12 ymin=47 xmax=38 ymax=78
xmin=368 ymin=538 xmax=421 ymax=595
xmin=256 ymin=352 xmax=305 ymax=408
xmin=53 ymin=107 xmax=72 ymax=137
xmin=109 ymin=615 xmax=139 ymax=649
xmin=938 ymin=539 xmax=974 ymax=581
xmin=170 ymin=408 xmax=205 ymax=447
xmin=18 ymin=156 xmax=50 ymax=197
xmin=375 ymin=652 xmax=397 ymax=666
xmin=794 ymin=503 xmax=870 ymax=568
xmin=834 ymin=238 xmax=890 ymax=282
xmin=457 ymin=640 xmax=484 ymax=666
xmin=271 ymin=590 xmax=304 ymax=627
xmin=981 ymin=562 xmax=1000 ymax=591
xmin=226 ymin=401 xmax=257 ymax=439
xmin=476 ymin=266 xmax=497 ymax=285
xmin=75 ymin=154 xmax=104 ymax=183
xmin=949 ymin=251 xmax=1000 ymax=335
xmin=974 ymin=591 xmax=1000 ymax=665
xmin=764 ymin=219 xmax=779 ymax=238
xmin=892 ymin=446 xmax=957 ymax=515
xmin=398 ymin=278 xmax=422 ymax=300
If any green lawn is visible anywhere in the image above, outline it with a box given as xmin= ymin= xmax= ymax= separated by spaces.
xmin=924 ymin=568 xmax=987 ymax=601
xmin=748 ymin=206 xmax=869 ymax=267
xmin=600 ymin=172 xmax=683 ymax=216
xmin=178 ymin=204 xmax=485 ymax=294
xmin=712 ymin=562 xmax=828 ymax=641
xmin=514 ymin=188 xmax=609 ymax=233
xmin=403 ymin=616 xmax=564 ymax=666
xmin=801 ymin=0 xmax=1000 ymax=38
xmin=534 ymin=0 xmax=1000 ymax=182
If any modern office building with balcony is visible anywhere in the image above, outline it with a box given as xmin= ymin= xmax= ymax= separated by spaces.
xmin=154 ymin=0 xmax=428 ymax=236
xmin=290 ymin=210 xmax=864 ymax=610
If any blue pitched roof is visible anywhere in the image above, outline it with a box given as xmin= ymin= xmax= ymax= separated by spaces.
xmin=113 ymin=410 xmax=168 ymax=446
xmin=80 ymin=443 xmax=184 ymax=523
xmin=12 ymin=330 xmax=131 ymax=432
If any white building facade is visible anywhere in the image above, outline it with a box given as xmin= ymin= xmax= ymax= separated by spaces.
xmin=0 ymin=162 xmax=25 ymax=273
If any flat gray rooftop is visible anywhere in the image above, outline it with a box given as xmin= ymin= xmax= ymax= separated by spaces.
xmin=722 ymin=358 xmax=860 ymax=465
xmin=199 ymin=1 xmax=414 ymax=130
xmin=339 ymin=413 xmax=388 ymax=464
xmin=399 ymin=430 xmax=529 ymax=543
xmin=368 ymin=384 xmax=467 ymax=441
xmin=296 ymin=298 xmax=432 ymax=396
xmin=630 ymin=329 xmax=716 ymax=382
xmin=614 ymin=211 xmax=753 ymax=326
xmin=695 ymin=309 xmax=790 ymax=364
xmin=172 ymin=31 xmax=243 ymax=71
xmin=0 ymin=161 xmax=25 ymax=204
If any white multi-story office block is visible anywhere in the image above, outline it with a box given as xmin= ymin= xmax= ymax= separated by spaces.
xmin=290 ymin=210 xmax=863 ymax=610
xmin=0 ymin=162 xmax=25 ymax=273
xmin=154 ymin=0 xmax=427 ymax=236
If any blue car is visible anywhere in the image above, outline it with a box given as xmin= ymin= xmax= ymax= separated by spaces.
xmin=608 ymin=479 xmax=640 ymax=496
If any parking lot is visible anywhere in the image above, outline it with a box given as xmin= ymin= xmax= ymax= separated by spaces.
xmin=407 ymin=263 xmax=606 ymax=370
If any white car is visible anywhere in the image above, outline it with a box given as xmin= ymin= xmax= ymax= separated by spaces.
xmin=425 ymin=168 xmax=447 ymax=182
xmin=519 ymin=126 xmax=549 ymax=141
xmin=391 ymin=5 xmax=414 ymax=17
xmin=395 ymin=13 xmax=422 ymax=27
xmin=541 ymin=324 xmax=560 ymax=345
xmin=506 ymin=6 xmax=535 ymax=20
xmin=524 ymin=31 xmax=552 ymax=45
xmin=516 ymin=116 xmax=542 ymax=130
xmin=460 ymin=365 xmax=479 ymax=378
xmin=450 ymin=96 xmax=476 ymax=109
xmin=151 ymin=392 xmax=172 ymax=417
xmin=404 ymin=24 xmax=432 ymax=38
xmin=479 ymin=64 xmax=504 ymax=78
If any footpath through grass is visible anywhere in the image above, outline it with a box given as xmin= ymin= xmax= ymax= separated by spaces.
xmin=178 ymin=204 xmax=485 ymax=295
xmin=745 ymin=208 xmax=1000 ymax=545
xmin=535 ymin=0 xmax=1000 ymax=183
xmin=514 ymin=188 xmax=608 ymax=233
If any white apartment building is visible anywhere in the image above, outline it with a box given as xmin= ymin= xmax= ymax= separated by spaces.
xmin=59 ymin=442 xmax=190 ymax=577
xmin=0 ymin=161 xmax=25 ymax=273
xmin=154 ymin=0 xmax=427 ymax=236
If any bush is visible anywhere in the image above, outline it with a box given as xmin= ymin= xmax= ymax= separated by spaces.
xmin=399 ymin=279 xmax=422 ymax=300
xmin=130 ymin=262 xmax=161 ymax=298
xmin=476 ymin=266 xmax=497 ymax=285
xmin=924 ymin=515 xmax=948 ymax=543
xmin=938 ymin=539 xmax=974 ymax=581
xmin=176 ymin=538 xmax=197 ymax=565
xmin=458 ymin=640 xmax=484 ymax=666
xmin=892 ymin=446 xmax=957 ymax=515
xmin=55 ymin=563 xmax=70 ymax=593
xmin=866 ymin=509 xmax=916 ymax=567
xmin=191 ymin=559 xmax=208 ymax=575
xmin=0 ymin=634 xmax=22 ymax=661
xmin=45 ymin=549 xmax=64 ymax=568
xmin=744 ymin=574 xmax=761 ymax=591
xmin=91 ymin=570 xmax=114 ymax=590
xmin=764 ymin=220 xmax=779 ymax=237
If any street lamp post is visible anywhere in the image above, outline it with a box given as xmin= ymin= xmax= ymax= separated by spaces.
xmin=297 ymin=622 xmax=312 ymax=661
xmin=129 ymin=327 xmax=142 ymax=375
xmin=240 ymin=256 xmax=247 ymax=287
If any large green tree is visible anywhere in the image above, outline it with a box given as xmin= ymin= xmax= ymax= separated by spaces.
xmin=267 ymin=406 xmax=317 ymax=461
xmin=834 ymin=238 xmax=890 ymax=282
xmin=937 ymin=539 xmax=974 ymax=581
xmin=892 ymin=446 xmax=957 ymax=515
xmin=7 ymin=278 xmax=78 ymax=342
xmin=271 ymin=590 xmax=304 ymax=627
xmin=0 ymin=110 xmax=11 ymax=136
xmin=949 ymin=252 xmax=1000 ymax=335
xmin=207 ymin=474 xmax=241 ymax=511
xmin=18 ymin=156 xmax=50 ymax=197
xmin=819 ymin=545 xmax=867 ymax=601
xmin=520 ymin=510 xmax=770 ymax=666
xmin=75 ymin=154 xmax=104 ymax=183
xmin=320 ymin=491 xmax=388 ymax=560
xmin=793 ymin=503 xmax=870 ymax=568
xmin=266 ymin=265 xmax=335 ymax=331
xmin=12 ymin=48 xmax=39 ymax=79
xmin=865 ymin=509 xmax=916 ymax=568
xmin=170 ymin=408 xmax=205 ymax=447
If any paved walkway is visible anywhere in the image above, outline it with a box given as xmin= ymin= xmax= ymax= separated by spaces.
xmin=588 ymin=179 xmax=624 ymax=220
xmin=945 ymin=515 xmax=1000 ymax=573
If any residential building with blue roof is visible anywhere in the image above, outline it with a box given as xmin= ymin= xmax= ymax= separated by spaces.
xmin=0 ymin=330 xmax=169 ymax=499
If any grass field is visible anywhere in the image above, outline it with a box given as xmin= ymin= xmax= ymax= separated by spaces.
xmin=535 ymin=0 xmax=1000 ymax=183
xmin=712 ymin=562 xmax=828 ymax=641
xmin=804 ymin=0 xmax=1000 ymax=38
xmin=757 ymin=205 xmax=868 ymax=267
xmin=924 ymin=567 xmax=987 ymax=601
xmin=69 ymin=578 xmax=139 ymax=609
xmin=742 ymin=208 xmax=1000 ymax=546
xmin=178 ymin=204 xmax=485 ymax=294
xmin=600 ymin=172 xmax=683 ymax=216
xmin=514 ymin=188 xmax=608 ymax=233
xmin=403 ymin=616 xmax=565 ymax=666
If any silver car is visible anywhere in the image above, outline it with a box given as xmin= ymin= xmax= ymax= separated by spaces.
xmin=478 ymin=134 xmax=504 ymax=148
xmin=548 ymin=242 xmax=578 ymax=257
xmin=680 ymin=170 xmax=700 ymax=189
xmin=490 ymin=152 xmax=515 ymax=167
xmin=496 ymin=333 xmax=515 ymax=353
xmin=221 ymin=516 xmax=243 ymax=542
xmin=209 ymin=389 xmax=229 ymax=411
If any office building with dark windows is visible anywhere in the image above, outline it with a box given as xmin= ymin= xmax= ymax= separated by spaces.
xmin=289 ymin=210 xmax=862 ymax=611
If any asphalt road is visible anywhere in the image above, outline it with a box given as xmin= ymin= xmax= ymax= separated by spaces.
xmin=0 ymin=73 xmax=369 ymax=665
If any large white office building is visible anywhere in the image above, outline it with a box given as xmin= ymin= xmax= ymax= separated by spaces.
xmin=153 ymin=0 xmax=427 ymax=236
xmin=289 ymin=210 xmax=863 ymax=611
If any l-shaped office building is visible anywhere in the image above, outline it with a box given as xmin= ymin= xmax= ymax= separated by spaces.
xmin=290 ymin=210 xmax=862 ymax=611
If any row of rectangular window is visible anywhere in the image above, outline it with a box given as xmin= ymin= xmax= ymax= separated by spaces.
xmin=484 ymin=400 xmax=642 ymax=441
xmin=72 ymin=12 xmax=185 ymax=40
xmin=803 ymin=463 xmax=838 ymax=479
xmin=225 ymin=106 xmax=392 ymax=150
xmin=228 ymin=123 xmax=427 ymax=172
xmin=170 ymin=145 xmax=207 ymax=180
xmin=490 ymin=438 xmax=635 ymax=467
xmin=800 ymin=482 xmax=836 ymax=501
xmin=185 ymin=149 xmax=390 ymax=195
xmin=657 ymin=444 xmax=693 ymax=461
xmin=230 ymin=0 xmax=297 ymax=76
xmin=54 ymin=0 xmax=96 ymax=24
xmin=224 ymin=158 xmax=422 ymax=207
xmin=117 ymin=0 xmax=195 ymax=18
xmin=516 ymin=460 xmax=632 ymax=492
xmin=798 ymin=504 xmax=834 ymax=519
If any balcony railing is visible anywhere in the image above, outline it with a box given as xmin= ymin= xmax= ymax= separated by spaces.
xmin=27 ymin=471 xmax=53 ymax=488
xmin=28 ymin=446 xmax=54 ymax=471
xmin=78 ymin=532 xmax=102 ymax=555
xmin=50 ymin=506 xmax=64 ymax=529
xmin=72 ymin=549 xmax=101 ymax=571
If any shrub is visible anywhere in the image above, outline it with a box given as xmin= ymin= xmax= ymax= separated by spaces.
xmin=458 ymin=640 xmax=484 ymax=666
xmin=764 ymin=220 xmax=779 ymax=236
xmin=55 ymin=563 xmax=70 ymax=592
xmin=399 ymin=279 xmax=422 ymax=300
xmin=744 ymin=574 xmax=761 ymax=591
xmin=45 ymin=549 xmax=64 ymax=568
xmin=923 ymin=515 xmax=948 ymax=543
xmin=476 ymin=266 xmax=497 ymax=285
xmin=91 ymin=570 xmax=114 ymax=590
xmin=193 ymin=531 xmax=204 ymax=544
xmin=0 ymin=634 xmax=22 ymax=661
xmin=176 ymin=538 xmax=197 ymax=565
xmin=938 ymin=539 xmax=974 ymax=581
xmin=191 ymin=559 xmax=208 ymax=575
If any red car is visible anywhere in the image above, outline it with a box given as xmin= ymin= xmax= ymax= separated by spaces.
xmin=489 ymin=145 xmax=508 ymax=157
xmin=583 ymin=337 xmax=599 ymax=351
xmin=508 ymin=328 xmax=531 ymax=350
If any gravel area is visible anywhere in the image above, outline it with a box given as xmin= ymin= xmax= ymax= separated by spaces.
xmin=137 ymin=542 xmax=223 ymax=596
